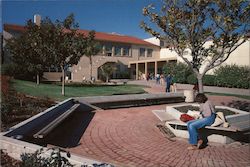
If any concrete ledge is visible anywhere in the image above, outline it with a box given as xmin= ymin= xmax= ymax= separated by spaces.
xmin=76 ymin=93 xmax=185 ymax=104
xmin=0 ymin=136 xmax=101 ymax=166
xmin=164 ymin=103 xmax=250 ymax=144
xmin=3 ymin=98 xmax=75 ymax=138
xmin=177 ymin=83 xmax=250 ymax=96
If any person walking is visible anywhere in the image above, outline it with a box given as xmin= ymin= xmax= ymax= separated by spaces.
xmin=160 ymin=74 xmax=164 ymax=85
xmin=165 ymin=73 xmax=172 ymax=92
xmin=156 ymin=73 xmax=160 ymax=84
xmin=187 ymin=93 xmax=216 ymax=150
xmin=171 ymin=75 xmax=177 ymax=92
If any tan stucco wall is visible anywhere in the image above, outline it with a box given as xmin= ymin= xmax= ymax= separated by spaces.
xmin=223 ymin=40 xmax=250 ymax=66
xmin=71 ymin=44 xmax=160 ymax=82
xmin=152 ymin=38 xmax=250 ymax=74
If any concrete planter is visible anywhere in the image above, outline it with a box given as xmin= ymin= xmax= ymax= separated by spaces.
xmin=165 ymin=104 xmax=250 ymax=144
xmin=183 ymin=90 xmax=194 ymax=102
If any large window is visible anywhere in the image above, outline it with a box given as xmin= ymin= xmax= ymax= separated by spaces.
xmin=97 ymin=43 xmax=104 ymax=54
xmin=147 ymin=49 xmax=153 ymax=57
xmin=115 ymin=46 xmax=122 ymax=56
xmin=105 ymin=44 xmax=112 ymax=56
xmin=123 ymin=46 xmax=130 ymax=56
xmin=139 ymin=48 xmax=145 ymax=57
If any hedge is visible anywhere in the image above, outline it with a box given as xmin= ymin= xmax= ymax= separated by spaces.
xmin=162 ymin=62 xmax=192 ymax=84
xmin=214 ymin=65 xmax=250 ymax=89
xmin=162 ymin=62 xmax=249 ymax=89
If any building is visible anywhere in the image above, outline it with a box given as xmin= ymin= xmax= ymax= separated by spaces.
xmin=3 ymin=23 xmax=163 ymax=81
xmin=3 ymin=19 xmax=249 ymax=82
xmin=144 ymin=37 xmax=250 ymax=74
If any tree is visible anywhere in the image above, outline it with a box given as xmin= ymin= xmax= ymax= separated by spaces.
xmin=99 ymin=62 xmax=117 ymax=82
xmin=6 ymin=14 xmax=89 ymax=95
xmin=6 ymin=20 xmax=53 ymax=84
xmin=141 ymin=0 xmax=250 ymax=93
xmin=44 ymin=14 xmax=87 ymax=95
xmin=84 ymin=31 xmax=100 ymax=82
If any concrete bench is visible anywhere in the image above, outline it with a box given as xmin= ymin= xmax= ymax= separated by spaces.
xmin=33 ymin=103 xmax=80 ymax=139
xmin=151 ymin=109 xmax=245 ymax=143
xmin=164 ymin=120 xmax=242 ymax=144
xmin=109 ymin=79 xmax=128 ymax=85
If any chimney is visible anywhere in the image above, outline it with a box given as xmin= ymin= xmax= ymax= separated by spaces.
xmin=34 ymin=14 xmax=41 ymax=26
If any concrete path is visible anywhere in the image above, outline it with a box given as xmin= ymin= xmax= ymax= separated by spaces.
xmin=128 ymin=80 xmax=250 ymax=96
xmin=63 ymin=81 xmax=250 ymax=167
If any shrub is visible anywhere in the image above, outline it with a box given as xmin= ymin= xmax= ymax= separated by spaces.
xmin=162 ymin=62 xmax=192 ymax=83
xmin=1 ymin=64 xmax=15 ymax=76
xmin=117 ymin=71 xmax=130 ymax=79
xmin=203 ymin=75 xmax=216 ymax=86
xmin=187 ymin=74 xmax=197 ymax=85
xmin=21 ymin=148 xmax=73 ymax=167
xmin=214 ymin=65 xmax=250 ymax=89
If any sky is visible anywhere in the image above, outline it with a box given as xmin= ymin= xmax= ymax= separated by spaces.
xmin=2 ymin=0 xmax=160 ymax=39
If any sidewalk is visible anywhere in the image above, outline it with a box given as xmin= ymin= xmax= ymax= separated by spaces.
xmin=128 ymin=80 xmax=250 ymax=96
xmin=128 ymin=80 xmax=250 ymax=111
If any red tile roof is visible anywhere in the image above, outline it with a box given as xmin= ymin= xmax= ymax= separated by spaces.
xmin=3 ymin=24 xmax=158 ymax=47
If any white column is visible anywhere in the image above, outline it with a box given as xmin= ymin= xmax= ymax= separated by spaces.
xmin=136 ymin=63 xmax=139 ymax=80
xmin=155 ymin=61 xmax=158 ymax=76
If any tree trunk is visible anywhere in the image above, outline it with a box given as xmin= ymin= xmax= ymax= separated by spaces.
xmin=106 ymin=76 xmax=109 ymax=83
xmin=90 ymin=62 xmax=92 ymax=81
xmin=197 ymin=75 xmax=204 ymax=93
xmin=36 ymin=74 xmax=40 ymax=85
xmin=61 ymin=66 xmax=65 ymax=96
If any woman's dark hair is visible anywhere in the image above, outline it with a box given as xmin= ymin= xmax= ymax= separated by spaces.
xmin=195 ymin=93 xmax=208 ymax=103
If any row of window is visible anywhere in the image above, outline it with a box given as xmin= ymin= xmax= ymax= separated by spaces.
xmin=139 ymin=48 xmax=153 ymax=57
xmin=98 ymin=44 xmax=131 ymax=57
xmin=98 ymin=43 xmax=154 ymax=58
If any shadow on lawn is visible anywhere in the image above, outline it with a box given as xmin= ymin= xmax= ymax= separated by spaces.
xmin=221 ymin=100 xmax=250 ymax=112
xmin=42 ymin=104 xmax=96 ymax=148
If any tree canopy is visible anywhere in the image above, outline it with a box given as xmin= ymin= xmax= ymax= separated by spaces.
xmin=141 ymin=0 xmax=250 ymax=92
xmin=6 ymin=14 xmax=97 ymax=95
xmin=84 ymin=30 xmax=100 ymax=81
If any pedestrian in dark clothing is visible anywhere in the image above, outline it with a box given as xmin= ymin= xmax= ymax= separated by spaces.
xmin=165 ymin=73 xmax=172 ymax=92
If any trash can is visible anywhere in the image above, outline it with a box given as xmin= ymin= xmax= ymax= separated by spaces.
xmin=184 ymin=90 xmax=194 ymax=102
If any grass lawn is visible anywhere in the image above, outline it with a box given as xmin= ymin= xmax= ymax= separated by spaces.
xmin=12 ymin=79 xmax=147 ymax=101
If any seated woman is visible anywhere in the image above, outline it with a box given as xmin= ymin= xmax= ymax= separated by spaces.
xmin=187 ymin=93 xmax=216 ymax=150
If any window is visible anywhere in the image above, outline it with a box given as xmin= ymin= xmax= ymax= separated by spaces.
xmin=123 ymin=46 xmax=130 ymax=56
xmin=147 ymin=49 xmax=153 ymax=57
xmin=139 ymin=48 xmax=145 ymax=57
xmin=105 ymin=44 xmax=112 ymax=56
xmin=115 ymin=46 xmax=122 ymax=56
xmin=97 ymin=43 xmax=104 ymax=54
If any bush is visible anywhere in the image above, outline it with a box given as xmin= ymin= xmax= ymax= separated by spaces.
xmin=203 ymin=75 xmax=216 ymax=86
xmin=162 ymin=62 xmax=192 ymax=83
xmin=20 ymin=148 xmax=115 ymax=167
xmin=21 ymin=148 xmax=73 ymax=167
xmin=1 ymin=64 xmax=15 ymax=76
xmin=187 ymin=74 xmax=197 ymax=85
xmin=214 ymin=65 xmax=250 ymax=89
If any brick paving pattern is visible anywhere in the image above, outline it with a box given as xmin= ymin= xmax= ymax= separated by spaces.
xmin=65 ymin=81 xmax=250 ymax=167
xmin=67 ymin=104 xmax=250 ymax=167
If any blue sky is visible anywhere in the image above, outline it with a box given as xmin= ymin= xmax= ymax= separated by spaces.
xmin=2 ymin=0 xmax=159 ymax=39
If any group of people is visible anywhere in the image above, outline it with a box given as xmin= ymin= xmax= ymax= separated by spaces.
xmin=145 ymin=73 xmax=177 ymax=93
xmin=164 ymin=73 xmax=177 ymax=93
